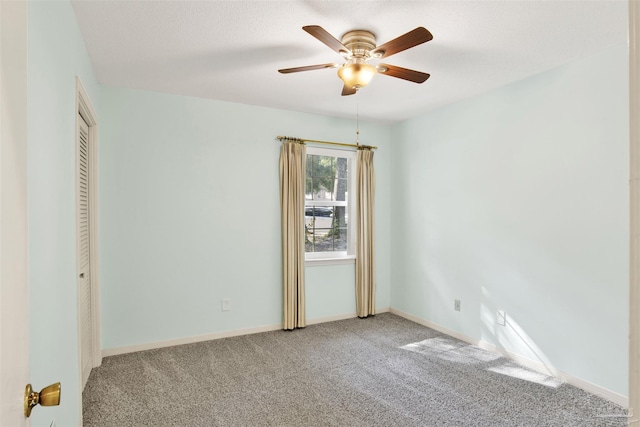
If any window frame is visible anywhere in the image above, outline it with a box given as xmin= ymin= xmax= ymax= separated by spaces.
xmin=304 ymin=146 xmax=356 ymax=265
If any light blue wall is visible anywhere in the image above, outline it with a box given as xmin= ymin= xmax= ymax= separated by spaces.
xmin=98 ymin=86 xmax=391 ymax=350
xmin=390 ymin=45 xmax=629 ymax=395
xmin=27 ymin=1 xmax=101 ymax=426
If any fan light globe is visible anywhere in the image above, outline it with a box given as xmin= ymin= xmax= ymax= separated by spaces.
xmin=337 ymin=63 xmax=377 ymax=89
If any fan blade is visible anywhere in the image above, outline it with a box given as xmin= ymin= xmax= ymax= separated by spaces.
xmin=371 ymin=27 xmax=433 ymax=59
xmin=303 ymin=25 xmax=351 ymax=55
xmin=278 ymin=63 xmax=338 ymax=74
xmin=341 ymin=85 xmax=357 ymax=96
xmin=378 ymin=64 xmax=430 ymax=83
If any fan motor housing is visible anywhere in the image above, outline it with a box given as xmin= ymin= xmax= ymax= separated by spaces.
xmin=340 ymin=30 xmax=376 ymax=58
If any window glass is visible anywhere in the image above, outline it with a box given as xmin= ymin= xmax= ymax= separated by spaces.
xmin=305 ymin=148 xmax=354 ymax=259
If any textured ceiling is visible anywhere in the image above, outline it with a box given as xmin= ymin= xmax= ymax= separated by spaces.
xmin=70 ymin=1 xmax=627 ymax=123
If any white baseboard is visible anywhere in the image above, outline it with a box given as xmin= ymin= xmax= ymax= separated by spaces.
xmin=307 ymin=312 xmax=357 ymax=325
xmin=389 ymin=307 xmax=482 ymax=346
xmin=101 ymin=308 xmax=391 ymax=358
xmin=389 ymin=308 xmax=628 ymax=408
xmin=102 ymin=323 xmax=283 ymax=357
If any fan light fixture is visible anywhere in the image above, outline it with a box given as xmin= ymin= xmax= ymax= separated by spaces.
xmin=278 ymin=26 xmax=433 ymax=96
xmin=337 ymin=62 xmax=377 ymax=89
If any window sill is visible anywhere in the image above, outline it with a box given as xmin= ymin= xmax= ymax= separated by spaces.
xmin=305 ymin=256 xmax=356 ymax=267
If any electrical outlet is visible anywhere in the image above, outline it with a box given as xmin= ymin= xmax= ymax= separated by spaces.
xmin=222 ymin=298 xmax=231 ymax=312
xmin=497 ymin=310 xmax=506 ymax=326
xmin=454 ymin=299 xmax=461 ymax=311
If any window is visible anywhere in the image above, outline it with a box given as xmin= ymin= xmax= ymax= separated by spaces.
xmin=305 ymin=146 xmax=355 ymax=262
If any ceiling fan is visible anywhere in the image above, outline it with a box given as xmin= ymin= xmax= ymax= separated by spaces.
xmin=278 ymin=25 xmax=433 ymax=96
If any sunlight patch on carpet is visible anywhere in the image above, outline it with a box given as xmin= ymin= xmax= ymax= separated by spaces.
xmin=488 ymin=362 xmax=562 ymax=388
xmin=400 ymin=337 xmax=463 ymax=353
xmin=400 ymin=337 xmax=501 ymax=364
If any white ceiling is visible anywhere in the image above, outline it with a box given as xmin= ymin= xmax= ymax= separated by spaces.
xmin=70 ymin=0 xmax=628 ymax=124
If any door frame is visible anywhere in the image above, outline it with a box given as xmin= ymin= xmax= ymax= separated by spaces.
xmin=75 ymin=77 xmax=102 ymax=386
xmin=630 ymin=0 xmax=640 ymax=424
xmin=0 ymin=1 xmax=29 ymax=425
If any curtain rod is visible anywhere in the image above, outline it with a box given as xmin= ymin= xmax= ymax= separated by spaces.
xmin=277 ymin=136 xmax=377 ymax=150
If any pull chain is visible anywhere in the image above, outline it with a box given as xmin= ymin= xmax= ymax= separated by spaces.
xmin=356 ymin=104 xmax=360 ymax=146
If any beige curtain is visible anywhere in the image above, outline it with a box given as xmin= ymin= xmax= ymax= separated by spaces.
xmin=356 ymin=148 xmax=375 ymax=318
xmin=279 ymin=140 xmax=306 ymax=330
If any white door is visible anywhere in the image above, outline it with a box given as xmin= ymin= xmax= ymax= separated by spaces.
xmin=0 ymin=1 xmax=29 ymax=425
xmin=77 ymin=113 xmax=93 ymax=387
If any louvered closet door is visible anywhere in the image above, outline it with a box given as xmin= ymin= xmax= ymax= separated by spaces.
xmin=78 ymin=112 xmax=92 ymax=387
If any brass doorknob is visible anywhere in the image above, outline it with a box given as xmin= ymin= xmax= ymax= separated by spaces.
xmin=24 ymin=382 xmax=61 ymax=418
